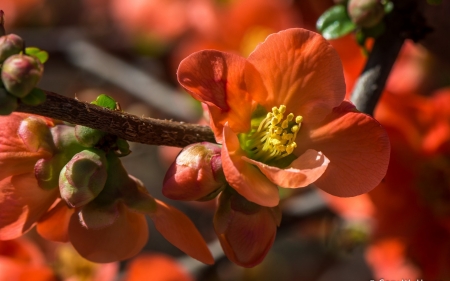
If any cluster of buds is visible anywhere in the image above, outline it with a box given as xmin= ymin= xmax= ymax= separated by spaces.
xmin=0 ymin=31 xmax=47 ymax=115
xmin=163 ymin=142 xmax=281 ymax=267
xmin=0 ymin=106 xmax=213 ymax=264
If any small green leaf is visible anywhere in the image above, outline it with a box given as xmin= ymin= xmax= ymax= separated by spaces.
xmin=25 ymin=47 xmax=49 ymax=64
xmin=91 ymin=94 xmax=116 ymax=110
xmin=317 ymin=5 xmax=357 ymax=40
xmin=25 ymin=47 xmax=40 ymax=56
xmin=20 ymin=88 xmax=46 ymax=106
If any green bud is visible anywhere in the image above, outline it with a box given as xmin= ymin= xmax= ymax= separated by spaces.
xmin=1 ymin=54 xmax=44 ymax=98
xmin=0 ymin=88 xmax=18 ymax=115
xmin=74 ymin=125 xmax=106 ymax=147
xmin=0 ymin=34 xmax=24 ymax=63
xmin=348 ymin=0 xmax=385 ymax=28
xmin=59 ymin=148 xmax=108 ymax=208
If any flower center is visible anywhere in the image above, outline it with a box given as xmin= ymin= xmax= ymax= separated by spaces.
xmin=242 ymin=105 xmax=303 ymax=163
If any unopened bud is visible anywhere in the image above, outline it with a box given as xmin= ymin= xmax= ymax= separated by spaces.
xmin=74 ymin=125 xmax=106 ymax=147
xmin=0 ymin=34 xmax=24 ymax=63
xmin=214 ymin=188 xmax=281 ymax=268
xmin=59 ymin=148 xmax=108 ymax=208
xmin=18 ymin=116 xmax=55 ymax=153
xmin=0 ymin=88 xmax=18 ymax=115
xmin=1 ymin=54 xmax=43 ymax=98
xmin=163 ymin=142 xmax=226 ymax=201
xmin=348 ymin=0 xmax=385 ymax=28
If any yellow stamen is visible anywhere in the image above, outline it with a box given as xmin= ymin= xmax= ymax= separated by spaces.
xmin=245 ymin=105 xmax=303 ymax=163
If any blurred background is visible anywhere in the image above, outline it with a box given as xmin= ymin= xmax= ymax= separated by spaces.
xmin=1 ymin=0 xmax=450 ymax=280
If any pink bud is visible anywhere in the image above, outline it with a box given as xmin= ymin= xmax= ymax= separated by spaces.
xmin=18 ymin=116 xmax=55 ymax=154
xmin=0 ymin=34 xmax=24 ymax=63
xmin=1 ymin=54 xmax=43 ymax=98
xmin=214 ymin=188 xmax=281 ymax=267
xmin=163 ymin=142 xmax=226 ymax=201
xmin=348 ymin=0 xmax=385 ymax=28
xmin=59 ymin=148 xmax=108 ymax=208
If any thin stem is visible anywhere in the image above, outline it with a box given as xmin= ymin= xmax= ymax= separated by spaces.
xmin=16 ymin=90 xmax=217 ymax=147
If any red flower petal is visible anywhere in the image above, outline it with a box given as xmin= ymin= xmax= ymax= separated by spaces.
xmin=222 ymin=124 xmax=279 ymax=207
xmin=177 ymin=50 xmax=257 ymax=141
xmin=299 ymin=101 xmax=390 ymax=196
xmin=69 ymin=202 xmax=148 ymax=263
xmin=242 ymin=149 xmax=329 ymax=188
xmin=149 ymin=200 xmax=214 ymax=265
xmin=246 ymin=28 xmax=345 ymax=125
xmin=0 ymin=173 xmax=58 ymax=240
xmin=37 ymin=199 xmax=73 ymax=242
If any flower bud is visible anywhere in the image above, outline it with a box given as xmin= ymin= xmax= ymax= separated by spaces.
xmin=163 ymin=142 xmax=226 ymax=201
xmin=74 ymin=125 xmax=106 ymax=147
xmin=1 ymin=54 xmax=44 ymax=98
xmin=348 ymin=0 xmax=385 ymax=28
xmin=0 ymin=34 xmax=24 ymax=63
xmin=214 ymin=188 xmax=281 ymax=267
xmin=0 ymin=88 xmax=18 ymax=115
xmin=18 ymin=116 xmax=55 ymax=154
xmin=59 ymin=148 xmax=108 ymax=208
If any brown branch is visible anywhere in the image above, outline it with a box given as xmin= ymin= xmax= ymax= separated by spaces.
xmin=16 ymin=90 xmax=217 ymax=147
xmin=350 ymin=0 xmax=429 ymax=115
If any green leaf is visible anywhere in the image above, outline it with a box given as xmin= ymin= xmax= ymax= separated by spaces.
xmin=20 ymin=88 xmax=46 ymax=106
xmin=91 ymin=94 xmax=116 ymax=110
xmin=25 ymin=47 xmax=49 ymax=64
xmin=316 ymin=5 xmax=357 ymax=40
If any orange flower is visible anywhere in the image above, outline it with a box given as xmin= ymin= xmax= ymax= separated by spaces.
xmin=0 ymin=237 xmax=56 ymax=281
xmin=123 ymin=253 xmax=193 ymax=281
xmin=177 ymin=28 xmax=390 ymax=207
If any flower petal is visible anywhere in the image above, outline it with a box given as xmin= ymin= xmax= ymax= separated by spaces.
xmin=246 ymin=28 xmax=345 ymax=124
xmin=149 ymin=200 xmax=214 ymax=265
xmin=0 ymin=173 xmax=58 ymax=240
xmin=242 ymin=149 xmax=329 ymax=188
xmin=37 ymin=199 xmax=73 ymax=242
xmin=0 ymin=113 xmax=53 ymax=180
xmin=177 ymin=50 xmax=257 ymax=141
xmin=222 ymin=124 xmax=279 ymax=207
xmin=298 ymin=101 xmax=390 ymax=197
xmin=69 ymin=202 xmax=148 ymax=263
